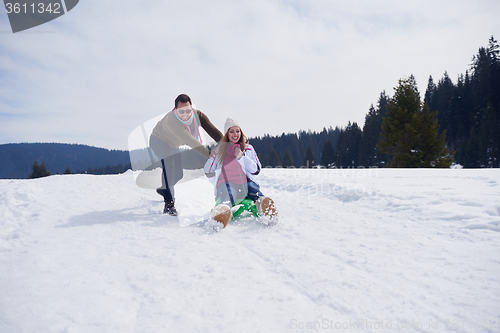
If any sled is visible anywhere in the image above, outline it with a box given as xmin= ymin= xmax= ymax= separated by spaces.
xmin=211 ymin=197 xmax=277 ymax=228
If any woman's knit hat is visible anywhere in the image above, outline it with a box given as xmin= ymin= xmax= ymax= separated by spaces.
xmin=224 ymin=118 xmax=241 ymax=133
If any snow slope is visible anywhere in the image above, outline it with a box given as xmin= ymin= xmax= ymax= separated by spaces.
xmin=1 ymin=168 xmax=499 ymax=332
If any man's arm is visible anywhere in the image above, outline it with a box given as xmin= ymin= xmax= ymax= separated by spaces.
xmin=197 ymin=110 xmax=223 ymax=142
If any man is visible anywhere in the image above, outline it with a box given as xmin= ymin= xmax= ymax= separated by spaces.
xmin=149 ymin=94 xmax=223 ymax=215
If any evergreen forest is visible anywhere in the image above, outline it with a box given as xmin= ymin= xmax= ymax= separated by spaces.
xmin=250 ymin=36 xmax=500 ymax=168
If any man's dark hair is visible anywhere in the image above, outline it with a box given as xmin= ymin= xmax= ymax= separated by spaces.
xmin=175 ymin=94 xmax=192 ymax=108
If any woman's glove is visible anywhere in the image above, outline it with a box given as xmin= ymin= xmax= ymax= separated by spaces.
xmin=233 ymin=144 xmax=243 ymax=160
xmin=226 ymin=143 xmax=242 ymax=159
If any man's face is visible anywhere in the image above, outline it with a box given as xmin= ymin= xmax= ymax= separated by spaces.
xmin=175 ymin=101 xmax=193 ymax=121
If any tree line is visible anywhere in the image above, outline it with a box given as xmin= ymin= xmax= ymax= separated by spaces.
xmin=250 ymin=36 xmax=499 ymax=168
xmin=29 ymin=160 xmax=131 ymax=179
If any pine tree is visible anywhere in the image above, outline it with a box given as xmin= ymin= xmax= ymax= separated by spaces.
xmin=267 ymin=148 xmax=281 ymax=167
xmin=320 ymin=140 xmax=335 ymax=167
xmin=64 ymin=167 xmax=74 ymax=174
xmin=303 ymin=144 xmax=315 ymax=168
xmin=360 ymin=92 xmax=389 ymax=167
xmin=29 ymin=161 xmax=40 ymax=179
xmin=336 ymin=122 xmax=363 ymax=167
xmin=424 ymin=76 xmax=436 ymax=107
xmin=282 ymin=150 xmax=294 ymax=168
xmin=434 ymin=72 xmax=454 ymax=132
xmin=488 ymin=35 xmax=500 ymax=62
xmin=478 ymin=103 xmax=499 ymax=167
xmin=378 ymin=76 xmax=454 ymax=168
xmin=463 ymin=127 xmax=481 ymax=167
xmin=29 ymin=161 xmax=51 ymax=179
xmin=417 ymin=103 xmax=455 ymax=167
xmin=487 ymin=36 xmax=500 ymax=141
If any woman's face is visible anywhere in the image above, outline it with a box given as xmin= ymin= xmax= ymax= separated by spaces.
xmin=228 ymin=126 xmax=241 ymax=144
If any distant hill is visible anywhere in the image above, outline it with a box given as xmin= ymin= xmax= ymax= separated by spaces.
xmin=0 ymin=143 xmax=131 ymax=179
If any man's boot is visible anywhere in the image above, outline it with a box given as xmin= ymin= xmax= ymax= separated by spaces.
xmin=163 ymin=200 xmax=178 ymax=216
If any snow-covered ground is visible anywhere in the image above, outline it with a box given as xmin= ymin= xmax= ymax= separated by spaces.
xmin=1 ymin=168 xmax=499 ymax=333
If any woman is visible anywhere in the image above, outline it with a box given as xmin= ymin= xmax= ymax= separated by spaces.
xmin=204 ymin=118 xmax=277 ymax=227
